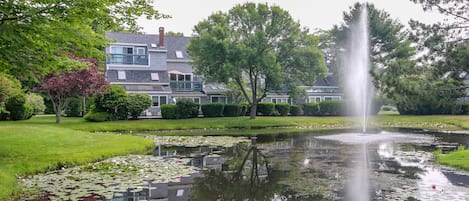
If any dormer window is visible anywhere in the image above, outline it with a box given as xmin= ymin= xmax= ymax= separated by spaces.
xmin=175 ymin=51 xmax=183 ymax=59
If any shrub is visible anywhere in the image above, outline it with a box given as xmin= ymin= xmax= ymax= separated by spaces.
xmin=26 ymin=93 xmax=46 ymax=115
xmin=93 ymin=85 xmax=128 ymax=120
xmin=84 ymin=111 xmax=111 ymax=122
xmin=201 ymin=103 xmax=224 ymax=117
xmin=461 ymin=103 xmax=469 ymax=115
xmin=303 ymin=102 xmax=319 ymax=116
xmin=239 ymin=103 xmax=251 ymax=116
xmin=319 ymin=100 xmax=346 ymax=116
xmin=161 ymin=104 xmax=177 ymax=119
xmin=224 ymin=104 xmax=241 ymax=117
xmin=127 ymin=93 xmax=152 ymax=119
xmin=381 ymin=105 xmax=393 ymax=111
xmin=257 ymin=102 xmax=275 ymax=116
xmin=5 ymin=93 xmax=33 ymax=120
xmin=176 ymin=98 xmax=199 ymax=119
xmin=65 ymin=96 xmax=82 ymax=117
xmin=289 ymin=105 xmax=301 ymax=116
xmin=275 ymin=103 xmax=290 ymax=116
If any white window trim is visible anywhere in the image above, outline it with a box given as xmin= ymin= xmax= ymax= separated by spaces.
xmin=150 ymin=95 xmax=168 ymax=108
xmin=324 ymin=96 xmax=341 ymax=101
xmin=210 ymin=95 xmax=227 ymax=104
xmin=151 ymin=73 xmax=160 ymax=81
xmin=174 ymin=97 xmax=201 ymax=104
xmin=308 ymin=96 xmax=322 ymax=103
xmin=108 ymin=45 xmax=150 ymax=67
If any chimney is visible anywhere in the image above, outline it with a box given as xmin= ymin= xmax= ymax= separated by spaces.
xmin=159 ymin=27 xmax=164 ymax=47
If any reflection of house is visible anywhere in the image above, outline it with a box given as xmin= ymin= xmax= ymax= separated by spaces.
xmin=105 ymin=28 xmax=229 ymax=116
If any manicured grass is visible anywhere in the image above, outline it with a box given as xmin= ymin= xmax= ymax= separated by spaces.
xmin=1 ymin=114 xmax=469 ymax=199
xmin=438 ymin=150 xmax=469 ymax=171
xmin=0 ymin=125 xmax=154 ymax=200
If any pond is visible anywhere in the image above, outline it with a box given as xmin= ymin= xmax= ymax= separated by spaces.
xmin=21 ymin=130 xmax=469 ymax=201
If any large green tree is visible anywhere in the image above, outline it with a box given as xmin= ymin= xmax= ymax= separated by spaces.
xmin=0 ymin=0 xmax=167 ymax=81
xmin=188 ymin=3 xmax=327 ymax=119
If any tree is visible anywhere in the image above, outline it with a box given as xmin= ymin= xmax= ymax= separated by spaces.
xmin=188 ymin=3 xmax=327 ymax=119
xmin=0 ymin=73 xmax=22 ymax=109
xmin=35 ymin=58 xmax=109 ymax=123
xmin=0 ymin=0 xmax=168 ymax=81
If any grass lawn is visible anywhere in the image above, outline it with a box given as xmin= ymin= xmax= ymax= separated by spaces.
xmin=0 ymin=124 xmax=154 ymax=200
xmin=438 ymin=149 xmax=469 ymax=171
xmin=1 ymin=114 xmax=469 ymax=199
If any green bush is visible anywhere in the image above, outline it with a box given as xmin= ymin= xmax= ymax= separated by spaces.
xmin=127 ymin=93 xmax=152 ymax=119
xmin=5 ymin=93 xmax=33 ymax=120
xmin=224 ymin=104 xmax=241 ymax=117
xmin=201 ymin=103 xmax=224 ymax=117
xmin=65 ymin=96 xmax=82 ymax=117
xmin=93 ymin=85 xmax=128 ymax=120
xmin=289 ymin=105 xmax=301 ymax=116
xmin=319 ymin=100 xmax=346 ymax=116
xmin=275 ymin=103 xmax=290 ymax=116
xmin=176 ymin=98 xmax=199 ymax=119
xmin=461 ymin=103 xmax=469 ymax=115
xmin=381 ymin=105 xmax=393 ymax=111
xmin=161 ymin=104 xmax=177 ymax=119
xmin=84 ymin=111 xmax=111 ymax=122
xmin=240 ymin=103 xmax=249 ymax=116
xmin=26 ymin=93 xmax=46 ymax=115
xmin=303 ymin=102 xmax=319 ymax=116
xmin=257 ymin=102 xmax=275 ymax=116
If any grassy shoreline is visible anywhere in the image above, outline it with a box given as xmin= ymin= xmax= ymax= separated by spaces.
xmin=1 ymin=114 xmax=468 ymax=199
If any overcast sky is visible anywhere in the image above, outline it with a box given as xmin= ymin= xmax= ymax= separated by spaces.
xmin=138 ymin=0 xmax=446 ymax=36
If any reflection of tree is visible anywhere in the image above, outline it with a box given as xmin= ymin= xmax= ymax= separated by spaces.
xmin=190 ymin=137 xmax=281 ymax=201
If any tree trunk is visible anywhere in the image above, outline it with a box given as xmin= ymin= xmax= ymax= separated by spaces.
xmin=55 ymin=112 xmax=61 ymax=124
xmin=250 ymin=102 xmax=257 ymax=119
xmin=81 ymin=96 xmax=86 ymax=116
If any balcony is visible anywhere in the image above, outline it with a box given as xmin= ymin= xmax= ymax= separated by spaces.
xmin=170 ymin=81 xmax=203 ymax=91
xmin=107 ymin=54 xmax=148 ymax=65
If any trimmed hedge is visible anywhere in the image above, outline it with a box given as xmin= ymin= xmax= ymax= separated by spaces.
xmin=161 ymin=104 xmax=177 ymax=119
xmin=176 ymin=98 xmax=199 ymax=119
xmin=289 ymin=105 xmax=301 ymax=116
xmin=275 ymin=103 xmax=290 ymax=116
xmin=201 ymin=103 xmax=224 ymax=117
xmin=257 ymin=102 xmax=275 ymax=116
xmin=5 ymin=93 xmax=33 ymax=120
xmin=65 ymin=96 xmax=82 ymax=117
xmin=319 ymin=100 xmax=346 ymax=116
xmin=303 ymin=102 xmax=319 ymax=116
xmin=224 ymin=104 xmax=241 ymax=117
xmin=84 ymin=111 xmax=111 ymax=122
xmin=127 ymin=93 xmax=152 ymax=119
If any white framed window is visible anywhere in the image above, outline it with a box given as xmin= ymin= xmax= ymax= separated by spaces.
xmin=151 ymin=95 xmax=168 ymax=107
xmin=308 ymin=96 xmax=322 ymax=103
xmin=135 ymin=47 xmax=146 ymax=55
xmin=211 ymin=96 xmax=227 ymax=103
xmin=117 ymin=71 xmax=126 ymax=80
xmin=324 ymin=96 xmax=341 ymax=101
xmin=174 ymin=97 xmax=200 ymax=104
xmin=151 ymin=73 xmax=159 ymax=81
xmin=175 ymin=50 xmax=183 ymax=58
xmin=271 ymin=98 xmax=290 ymax=104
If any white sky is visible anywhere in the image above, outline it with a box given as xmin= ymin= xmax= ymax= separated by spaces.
xmin=138 ymin=0 xmax=447 ymax=35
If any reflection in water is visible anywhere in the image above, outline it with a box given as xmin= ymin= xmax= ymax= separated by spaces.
xmin=115 ymin=131 xmax=469 ymax=201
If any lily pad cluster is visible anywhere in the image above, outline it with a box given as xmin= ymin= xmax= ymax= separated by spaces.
xmin=20 ymin=155 xmax=198 ymax=200
xmin=144 ymin=135 xmax=250 ymax=147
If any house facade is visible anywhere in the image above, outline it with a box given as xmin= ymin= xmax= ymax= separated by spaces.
xmin=105 ymin=28 xmax=342 ymax=116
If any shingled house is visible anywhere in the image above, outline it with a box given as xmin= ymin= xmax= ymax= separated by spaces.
xmin=105 ymin=28 xmax=342 ymax=117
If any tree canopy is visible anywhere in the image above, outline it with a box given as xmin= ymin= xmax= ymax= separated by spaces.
xmin=188 ymin=2 xmax=327 ymax=119
xmin=0 ymin=0 xmax=167 ymax=81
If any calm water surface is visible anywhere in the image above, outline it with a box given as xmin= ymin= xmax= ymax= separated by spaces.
xmin=120 ymin=130 xmax=469 ymax=201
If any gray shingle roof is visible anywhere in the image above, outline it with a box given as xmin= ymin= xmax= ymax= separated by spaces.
xmin=165 ymin=36 xmax=191 ymax=60
xmin=107 ymin=70 xmax=169 ymax=83
xmin=314 ymin=75 xmax=339 ymax=87
xmin=105 ymin=32 xmax=160 ymax=46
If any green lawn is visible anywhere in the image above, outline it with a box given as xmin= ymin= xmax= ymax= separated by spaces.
xmin=1 ymin=114 xmax=469 ymax=200
xmin=0 ymin=124 xmax=154 ymax=200
xmin=439 ymin=150 xmax=469 ymax=171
